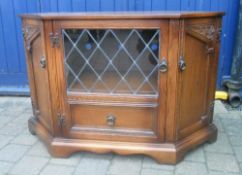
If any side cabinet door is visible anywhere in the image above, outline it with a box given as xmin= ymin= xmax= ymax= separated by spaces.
xmin=23 ymin=20 xmax=53 ymax=133
xmin=178 ymin=18 xmax=221 ymax=139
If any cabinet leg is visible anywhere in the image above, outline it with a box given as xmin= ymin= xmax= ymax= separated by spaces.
xmin=207 ymin=126 xmax=218 ymax=144
xmin=207 ymin=133 xmax=217 ymax=144
xmin=49 ymin=147 xmax=74 ymax=158
xmin=148 ymin=151 xmax=185 ymax=165
xmin=28 ymin=117 xmax=36 ymax=135
xmin=151 ymin=154 xmax=185 ymax=165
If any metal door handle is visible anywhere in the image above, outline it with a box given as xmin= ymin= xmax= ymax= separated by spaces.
xmin=179 ymin=56 xmax=186 ymax=71
xmin=159 ymin=58 xmax=168 ymax=73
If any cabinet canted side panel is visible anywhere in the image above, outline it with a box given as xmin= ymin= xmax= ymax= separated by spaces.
xmin=177 ymin=18 xmax=221 ymax=139
xmin=22 ymin=20 xmax=52 ymax=132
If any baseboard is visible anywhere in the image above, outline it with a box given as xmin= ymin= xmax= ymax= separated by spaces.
xmin=0 ymin=86 xmax=30 ymax=96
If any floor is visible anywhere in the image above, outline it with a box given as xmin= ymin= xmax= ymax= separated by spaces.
xmin=0 ymin=97 xmax=242 ymax=175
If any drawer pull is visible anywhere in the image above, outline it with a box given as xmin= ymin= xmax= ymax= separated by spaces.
xmin=107 ymin=115 xmax=116 ymax=126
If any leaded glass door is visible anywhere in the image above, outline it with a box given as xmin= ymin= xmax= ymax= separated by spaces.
xmin=54 ymin=20 xmax=168 ymax=141
xmin=63 ymin=29 xmax=159 ymax=95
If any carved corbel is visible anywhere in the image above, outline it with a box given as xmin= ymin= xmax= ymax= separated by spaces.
xmin=22 ymin=25 xmax=41 ymax=52
xmin=185 ymin=24 xmax=222 ymax=43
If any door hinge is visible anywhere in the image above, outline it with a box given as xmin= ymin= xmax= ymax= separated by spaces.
xmin=39 ymin=56 xmax=46 ymax=69
xmin=49 ymin=32 xmax=59 ymax=48
xmin=207 ymin=101 xmax=215 ymax=122
xmin=201 ymin=115 xmax=208 ymax=124
xmin=57 ymin=113 xmax=65 ymax=127
xmin=206 ymin=46 xmax=215 ymax=54
xmin=208 ymin=101 xmax=215 ymax=114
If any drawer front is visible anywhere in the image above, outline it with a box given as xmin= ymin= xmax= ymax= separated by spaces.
xmin=68 ymin=104 xmax=158 ymax=142
xmin=71 ymin=104 xmax=155 ymax=130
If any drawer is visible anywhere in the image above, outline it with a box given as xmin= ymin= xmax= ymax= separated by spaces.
xmin=70 ymin=104 xmax=156 ymax=131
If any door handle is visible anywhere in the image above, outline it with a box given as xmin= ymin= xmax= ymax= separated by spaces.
xmin=179 ymin=56 xmax=186 ymax=71
xmin=107 ymin=115 xmax=116 ymax=126
xmin=159 ymin=58 xmax=168 ymax=73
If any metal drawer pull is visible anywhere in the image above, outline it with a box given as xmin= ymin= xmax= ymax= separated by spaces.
xmin=107 ymin=115 xmax=116 ymax=126
xmin=40 ymin=57 xmax=46 ymax=68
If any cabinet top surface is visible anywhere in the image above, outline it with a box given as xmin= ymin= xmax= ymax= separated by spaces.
xmin=20 ymin=11 xmax=224 ymax=20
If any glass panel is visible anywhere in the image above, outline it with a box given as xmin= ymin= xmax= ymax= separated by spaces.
xmin=63 ymin=29 xmax=160 ymax=96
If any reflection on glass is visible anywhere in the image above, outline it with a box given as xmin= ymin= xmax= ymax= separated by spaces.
xmin=63 ymin=29 xmax=159 ymax=95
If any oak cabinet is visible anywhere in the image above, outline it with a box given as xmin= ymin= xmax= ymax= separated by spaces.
xmin=21 ymin=12 xmax=223 ymax=164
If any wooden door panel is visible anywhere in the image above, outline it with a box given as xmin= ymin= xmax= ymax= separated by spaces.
xmin=22 ymin=20 xmax=53 ymax=133
xmin=53 ymin=20 xmax=169 ymax=142
xmin=31 ymin=36 xmax=52 ymax=131
xmin=179 ymin=34 xmax=209 ymax=129
xmin=178 ymin=20 xmax=217 ymax=139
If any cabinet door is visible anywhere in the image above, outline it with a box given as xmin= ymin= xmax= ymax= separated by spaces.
xmin=23 ymin=20 xmax=53 ymax=133
xmin=53 ymin=20 xmax=169 ymax=142
xmin=178 ymin=18 xmax=221 ymax=139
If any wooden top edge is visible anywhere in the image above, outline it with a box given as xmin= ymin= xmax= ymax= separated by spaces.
xmin=19 ymin=11 xmax=225 ymax=20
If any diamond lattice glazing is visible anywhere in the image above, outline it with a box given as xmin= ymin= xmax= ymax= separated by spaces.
xmin=63 ymin=29 xmax=160 ymax=95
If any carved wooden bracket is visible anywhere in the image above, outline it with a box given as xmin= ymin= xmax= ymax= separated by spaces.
xmin=22 ymin=25 xmax=41 ymax=51
xmin=186 ymin=24 xmax=222 ymax=43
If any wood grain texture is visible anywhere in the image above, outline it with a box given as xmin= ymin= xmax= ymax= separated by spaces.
xmin=22 ymin=19 xmax=53 ymax=133
xmin=28 ymin=116 xmax=217 ymax=164
xmin=177 ymin=17 xmax=221 ymax=139
xmin=22 ymin=12 xmax=221 ymax=164
xmin=165 ymin=19 xmax=180 ymax=142
xmin=20 ymin=11 xmax=224 ymax=20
